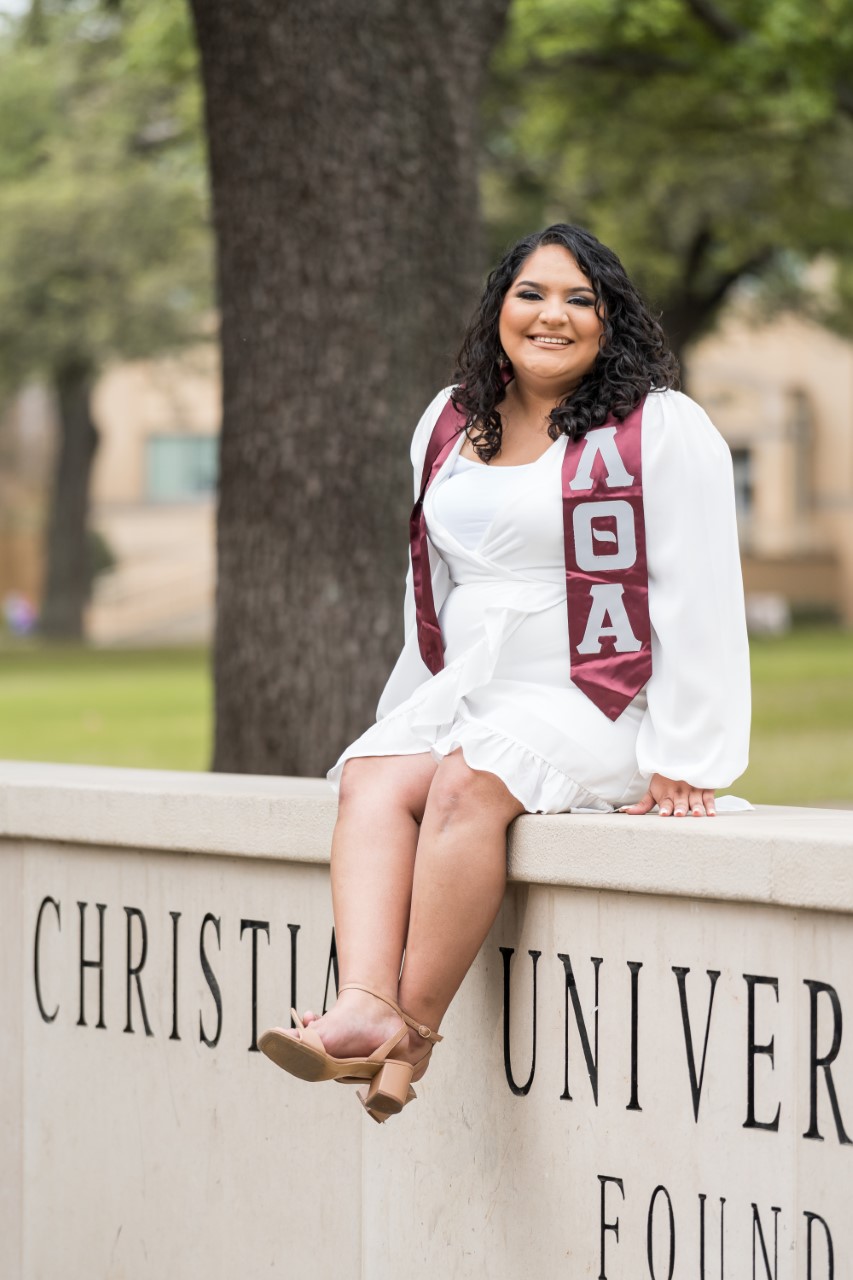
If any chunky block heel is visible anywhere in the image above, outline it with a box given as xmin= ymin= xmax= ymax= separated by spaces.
xmin=359 ymin=1059 xmax=414 ymax=1119
xmin=356 ymin=1081 xmax=417 ymax=1124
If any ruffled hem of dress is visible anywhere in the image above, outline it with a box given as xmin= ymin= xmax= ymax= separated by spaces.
xmin=431 ymin=717 xmax=613 ymax=814
xmin=326 ymin=709 xmax=613 ymax=816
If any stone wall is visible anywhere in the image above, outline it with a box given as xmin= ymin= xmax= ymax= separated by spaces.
xmin=2 ymin=761 xmax=851 ymax=1279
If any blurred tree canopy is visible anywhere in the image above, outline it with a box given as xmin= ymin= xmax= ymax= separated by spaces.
xmin=0 ymin=0 xmax=212 ymax=636
xmin=0 ymin=0 xmax=849 ymax=726
xmin=483 ymin=0 xmax=853 ymax=363
xmin=0 ymin=0 xmax=209 ymax=389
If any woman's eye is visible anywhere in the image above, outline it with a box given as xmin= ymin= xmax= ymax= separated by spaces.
xmin=516 ymin=291 xmax=595 ymax=306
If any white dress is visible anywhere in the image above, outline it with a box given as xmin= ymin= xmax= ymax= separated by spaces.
xmin=327 ymin=386 xmax=751 ymax=813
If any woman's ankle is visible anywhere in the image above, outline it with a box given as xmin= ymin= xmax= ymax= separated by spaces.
xmin=396 ymin=991 xmax=445 ymax=1036
xmin=336 ymin=983 xmax=400 ymax=1016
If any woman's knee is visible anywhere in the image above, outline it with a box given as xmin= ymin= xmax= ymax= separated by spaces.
xmin=337 ymin=754 xmax=435 ymax=822
xmin=338 ymin=757 xmax=379 ymax=806
xmin=425 ymin=750 xmax=524 ymax=831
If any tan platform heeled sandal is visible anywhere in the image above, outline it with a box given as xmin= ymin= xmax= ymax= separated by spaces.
xmin=257 ymin=983 xmax=442 ymax=1097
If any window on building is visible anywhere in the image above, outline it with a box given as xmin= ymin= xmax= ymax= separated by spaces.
xmin=731 ymin=447 xmax=753 ymax=525
xmin=787 ymin=388 xmax=814 ymax=514
xmin=145 ymin=435 xmax=218 ymax=502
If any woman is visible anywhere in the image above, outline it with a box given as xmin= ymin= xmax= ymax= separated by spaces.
xmin=258 ymin=224 xmax=750 ymax=1121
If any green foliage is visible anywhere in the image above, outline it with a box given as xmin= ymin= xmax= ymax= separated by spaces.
xmin=483 ymin=0 xmax=853 ymax=345
xmin=0 ymin=0 xmax=212 ymax=396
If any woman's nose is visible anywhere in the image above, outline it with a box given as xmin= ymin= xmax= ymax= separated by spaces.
xmin=539 ymin=300 xmax=568 ymax=325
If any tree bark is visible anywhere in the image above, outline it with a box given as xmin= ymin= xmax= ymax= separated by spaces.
xmin=39 ymin=363 xmax=99 ymax=640
xmin=190 ymin=0 xmax=510 ymax=775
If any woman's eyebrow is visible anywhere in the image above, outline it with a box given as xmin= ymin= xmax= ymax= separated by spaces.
xmin=515 ymin=279 xmax=596 ymax=293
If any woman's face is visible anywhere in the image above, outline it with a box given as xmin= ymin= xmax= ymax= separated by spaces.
xmin=498 ymin=244 xmax=604 ymax=394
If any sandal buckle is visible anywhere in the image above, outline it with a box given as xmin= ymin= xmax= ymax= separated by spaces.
xmin=417 ymin=1024 xmax=431 ymax=1040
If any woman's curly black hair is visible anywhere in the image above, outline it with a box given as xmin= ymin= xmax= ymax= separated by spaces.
xmin=453 ymin=224 xmax=680 ymax=461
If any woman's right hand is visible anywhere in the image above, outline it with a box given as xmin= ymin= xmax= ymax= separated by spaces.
xmin=620 ymin=773 xmax=716 ymax=817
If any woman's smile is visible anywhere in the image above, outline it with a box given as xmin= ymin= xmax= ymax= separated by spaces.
xmin=527 ymin=334 xmax=573 ymax=348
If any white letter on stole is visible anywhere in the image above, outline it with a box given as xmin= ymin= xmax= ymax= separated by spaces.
xmin=568 ymin=426 xmax=634 ymax=492
xmin=573 ymin=500 xmax=636 ymax=572
xmin=576 ymin=583 xmax=642 ymax=654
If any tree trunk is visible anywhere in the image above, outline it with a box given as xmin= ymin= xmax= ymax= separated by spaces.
xmin=39 ymin=363 xmax=98 ymax=640
xmin=658 ymin=236 xmax=776 ymax=378
xmin=661 ymin=296 xmax=717 ymax=371
xmin=190 ymin=0 xmax=510 ymax=775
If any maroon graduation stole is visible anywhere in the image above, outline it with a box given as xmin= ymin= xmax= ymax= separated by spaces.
xmin=410 ymin=392 xmax=652 ymax=720
xmin=562 ymin=399 xmax=652 ymax=719
xmin=409 ymin=396 xmax=468 ymax=676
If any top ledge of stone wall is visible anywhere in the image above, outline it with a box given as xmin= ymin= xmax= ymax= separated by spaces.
xmin=0 ymin=760 xmax=851 ymax=914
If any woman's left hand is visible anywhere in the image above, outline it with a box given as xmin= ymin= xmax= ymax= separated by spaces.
xmin=620 ymin=774 xmax=716 ymax=817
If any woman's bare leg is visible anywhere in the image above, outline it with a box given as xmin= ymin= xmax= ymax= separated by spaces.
xmin=292 ymin=749 xmax=522 ymax=1075
xmin=294 ymin=752 xmax=437 ymax=1057
xmin=396 ymin=749 xmax=524 ymax=1069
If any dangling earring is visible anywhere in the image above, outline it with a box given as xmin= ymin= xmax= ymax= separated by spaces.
xmin=498 ymin=347 xmax=510 ymax=368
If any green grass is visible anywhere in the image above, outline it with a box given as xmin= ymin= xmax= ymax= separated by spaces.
xmin=0 ymin=629 xmax=850 ymax=805
xmin=741 ymin=628 xmax=853 ymax=807
xmin=0 ymin=646 xmax=212 ymax=771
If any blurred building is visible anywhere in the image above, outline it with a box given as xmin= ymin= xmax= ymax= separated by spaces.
xmin=690 ymin=310 xmax=853 ymax=628
xmin=85 ymin=346 xmax=219 ymax=643
xmin=1 ymin=307 xmax=852 ymax=644
xmin=0 ymin=345 xmax=219 ymax=644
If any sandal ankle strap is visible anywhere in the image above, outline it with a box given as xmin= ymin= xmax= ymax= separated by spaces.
xmin=338 ymin=982 xmax=443 ymax=1045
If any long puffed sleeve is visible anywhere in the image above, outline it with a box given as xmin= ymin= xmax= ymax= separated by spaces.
xmin=375 ymin=386 xmax=455 ymax=720
xmin=634 ymin=390 xmax=751 ymax=787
